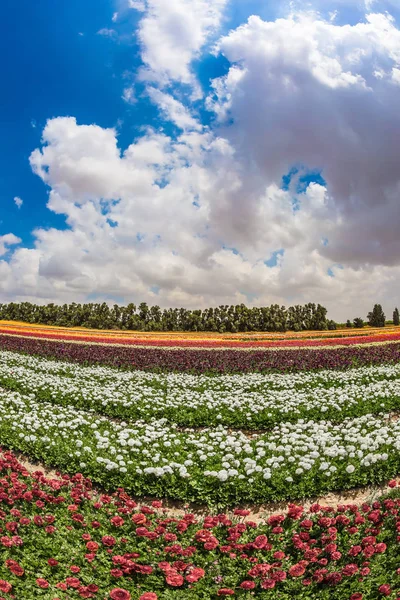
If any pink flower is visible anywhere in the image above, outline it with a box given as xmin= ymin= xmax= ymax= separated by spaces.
xmin=109 ymin=589 xmax=131 ymax=600
xmin=378 ymin=585 xmax=392 ymax=596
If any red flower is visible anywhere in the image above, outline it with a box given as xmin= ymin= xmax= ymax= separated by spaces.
xmin=186 ymin=567 xmax=205 ymax=583
xmin=111 ymin=516 xmax=125 ymax=527
xmin=287 ymin=504 xmax=303 ymax=520
xmin=253 ymin=535 xmax=269 ymax=549
xmin=289 ymin=564 xmax=306 ymax=577
xmin=217 ymin=590 xmax=235 ymax=596
xmin=70 ymin=565 xmax=81 ymax=574
xmin=110 ymin=569 xmax=124 ymax=578
xmin=110 ymin=588 xmax=131 ymax=600
xmin=388 ymin=480 xmax=397 ymax=488
xmin=102 ymin=535 xmax=116 ymax=547
xmin=86 ymin=541 xmax=99 ymax=552
xmin=56 ymin=583 xmax=68 ymax=590
xmin=47 ymin=558 xmax=59 ymax=567
xmin=36 ymin=578 xmax=49 ymax=589
xmin=350 ymin=594 xmax=363 ymax=600
xmin=378 ymin=585 xmax=392 ymax=596
xmin=166 ymin=572 xmax=184 ymax=587
xmin=140 ymin=594 xmax=158 ymax=600
xmin=132 ymin=513 xmax=147 ymax=525
xmin=0 ymin=581 xmax=11 ymax=594
xmin=240 ymin=581 xmax=256 ymax=589
xmin=8 ymin=563 xmax=24 ymax=577
xmin=261 ymin=579 xmax=275 ymax=589
xmin=66 ymin=577 xmax=81 ymax=588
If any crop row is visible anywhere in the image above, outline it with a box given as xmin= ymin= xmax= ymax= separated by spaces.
xmin=0 ymin=450 xmax=399 ymax=600
xmin=3 ymin=326 xmax=400 ymax=347
xmin=2 ymin=351 xmax=400 ymax=428
xmin=1 ymin=386 xmax=400 ymax=504
xmin=2 ymin=333 xmax=400 ymax=373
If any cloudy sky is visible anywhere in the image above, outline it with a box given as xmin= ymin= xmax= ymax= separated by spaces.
xmin=1 ymin=0 xmax=400 ymax=320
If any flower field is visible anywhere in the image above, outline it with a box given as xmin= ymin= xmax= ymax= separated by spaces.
xmin=0 ymin=451 xmax=399 ymax=599
xmin=0 ymin=323 xmax=400 ymax=597
xmin=2 ymin=321 xmax=400 ymax=373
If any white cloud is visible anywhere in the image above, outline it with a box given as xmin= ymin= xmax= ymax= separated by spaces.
xmin=97 ymin=28 xmax=118 ymax=38
xmin=14 ymin=197 xmax=23 ymax=209
xmin=0 ymin=234 xmax=21 ymax=257
xmin=112 ymin=12 xmax=119 ymax=22
xmin=210 ymin=11 xmax=400 ymax=267
xmin=147 ymin=88 xmax=202 ymax=130
xmin=129 ymin=0 xmax=146 ymax=11
xmin=122 ymin=86 xmax=137 ymax=104
xmin=134 ymin=0 xmax=228 ymax=92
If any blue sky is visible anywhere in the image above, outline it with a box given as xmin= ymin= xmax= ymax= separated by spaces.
xmin=1 ymin=0 xmax=400 ymax=319
xmin=1 ymin=0 xmax=141 ymax=245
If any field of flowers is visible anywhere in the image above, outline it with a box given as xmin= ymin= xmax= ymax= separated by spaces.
xmin=0 ymin=451 xmax=399 ymax=599
xmin=0 ymin=323 xmax=400 ymax=597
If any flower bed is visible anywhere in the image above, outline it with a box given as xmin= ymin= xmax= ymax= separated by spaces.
xmin=1 ymin=385 xmax=400 ymax=504
xmin=2 ymin=350 xmax=400 ymax=429
xmin=0 ymin=451 xmax=399 ymax=599
xmin=2 ymin=326 xmax=400 ymax=348
xmin=2 ymin=332 xmax=400 ymax=373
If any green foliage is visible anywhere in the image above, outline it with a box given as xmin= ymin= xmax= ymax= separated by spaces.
xmin=393 ymin=307 xmax=400 ymax=326
xmin=346 ymin=319 xmax=352 ymax=328
xmin=0 ymin=301 xmax=330 ymax=333
xmin=367 ymin=304 xmax=386 ymax=328
xmin=353 ymin=317 xmax=364 ymax=328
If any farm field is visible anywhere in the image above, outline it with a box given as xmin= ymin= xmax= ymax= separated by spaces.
xmin=0 ymin=325 xmax=399 ymax=598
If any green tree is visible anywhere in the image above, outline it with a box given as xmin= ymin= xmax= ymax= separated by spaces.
xmin=367 ymin=304 xmax=386 ymax=327
xmin=393 ymin=308 xmax=400 ymax=326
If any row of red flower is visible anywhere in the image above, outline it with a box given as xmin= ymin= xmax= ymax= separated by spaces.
xmin=1 ymin=327 xmax=400 ymax=348
xmin=2 ymin=332 xmax=400 ymax=372
xmin=0 ymin=450 xmax=399 ymax=599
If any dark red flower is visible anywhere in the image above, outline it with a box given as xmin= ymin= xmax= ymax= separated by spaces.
xmin=378 ymin=585 xmax=392 ymax=596
xmin=240 ymin=581 xmax=256 ymax=589
xmin=102 ymin=535 xmax=116 ymax=547
xmin=36 ymin=578 xmax=49 ymax=589
xmin=217 ymin=589 xmax=235 ymax=596
xmin=109 ymin=589 xmax=131 ymax=600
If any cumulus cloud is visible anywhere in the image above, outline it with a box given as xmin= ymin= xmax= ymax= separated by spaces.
xmin=2 ymin=6 xmax=400 ymax=320
xmin=14 ymin=196 xmax=23 ymax=209
xmin=132 ymin=0 xmax=228 ymax=92
xmin=0 ymin=234 xmax=21 ymax=257
xmin=210 ymin=12 xmax=400 ymax=266
xmin=147 ymin=88 xmax=202 ymax=130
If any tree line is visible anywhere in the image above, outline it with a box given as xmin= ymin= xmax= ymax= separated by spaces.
xmin=0 ymin=301 xmax=398 ymax=333
xmin=0 ymin=301 xmax=334 ymax=333
xmin=346 ymin=305 xmax=399 ymax=328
